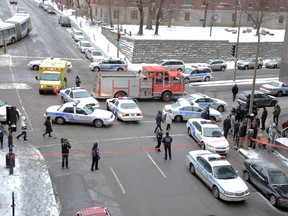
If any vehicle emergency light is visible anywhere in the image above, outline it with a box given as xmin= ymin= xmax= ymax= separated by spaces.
xmin=208 ymin=155 xmax=226 ymax=161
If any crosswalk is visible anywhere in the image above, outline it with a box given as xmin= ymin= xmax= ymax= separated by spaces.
xmin=189 ymin=77 xmax=277 ymax=87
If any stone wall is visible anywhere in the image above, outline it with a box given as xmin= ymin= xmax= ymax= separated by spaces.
xmin=102 ymin=27 xmax=283 ymax=63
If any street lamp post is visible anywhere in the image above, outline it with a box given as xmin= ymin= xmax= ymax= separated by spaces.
xmin=233 ymin=0 xmax=242 ymax=81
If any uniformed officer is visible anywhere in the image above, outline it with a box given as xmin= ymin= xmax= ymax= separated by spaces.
xmin=91 ymin=143 xmax=100 ymax=171
xmin=162 ymin=132 xmax=173 ymax=160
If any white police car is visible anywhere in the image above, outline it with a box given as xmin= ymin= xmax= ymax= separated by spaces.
xmin=27 ymin=58 xmax=73 ymax=71
xmin=186 ymin=150 xmax=250 ymax=201
xmin=181 ymin=67 xmax=213 ymax=84
xmin=44 ymin=102 xmax=115 ymax=128
xmin=186 ymin=118 xmax=229 ymax=154
xmin=162 ymin=101 xmax=222 ymax=122
xmin=106 ymin=97 xmax=143 ymax=121
xmin=177 ymin=93 xmax=227 ymax=112
xmin=90 ymin=58 xmax=127 ymax=72
xmin=260 ymin=80 xmax=288 ymax=97
xmin=59 ymin=87 xmax=100 ymax=109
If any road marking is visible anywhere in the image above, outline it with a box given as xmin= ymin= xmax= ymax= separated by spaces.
xmin=189 ymin=77 xmax=277 ymax=87
xmin=0 ymin=83 xmax=32 ymax=89
xmin=9 ymin=55 xmax=83 ymax=61
xmin=146 ymin=151 xmax=167 ymax=178
xmin=110 ymin=166 xmax=126 ymax=194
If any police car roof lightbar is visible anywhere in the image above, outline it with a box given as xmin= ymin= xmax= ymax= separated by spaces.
xmin=208 ymin=155 xmax=226 ymax=161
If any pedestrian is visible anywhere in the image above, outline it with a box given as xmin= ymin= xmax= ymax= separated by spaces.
xmin=233 ymin=119 xmax=240 ymax=139
xmin=75 ymin=76 xmax=81 ymax=87
xmin=230 ymin=111 xmax=236 ymax=135
xmin=248 ymin=123 xmax=258 ymax=149
xmin=91 ymin=143 xmax=100 ymax=171
xmin=165 ymin=110 xmax=173 ymax=131
xmin=273 ymin=103 xmax=281 ymax=126
xmin=0 ymin=123 xmax=8 ymax=149
xmin=260 ymin=107 xmax=267 ymax=130
xmin=267 ymin=123 xmax=280 ymax=152
xmin=61 ymin=138 xmax=71 ymax=169
xmin=201 ymin=105 xmax=210 ymax=120
xmin=238 ymin=121 xmax=247 ymax=149
xmin=223 ymin=116 xmax=231 ymax=138
xmin=155 ymin=128 xmax=163 ymax=152
xmin=43 ymin=116 xmax=53 ymax=137
xmin=16 ymin=116 xmax=28 ymax=141
xmin=162 ymin=132 xmax=173 ymax=160
xmin=154 ymin=111 xmax=164 ymax=133
xmin=232 ymin=84 xmax=239 ymax=102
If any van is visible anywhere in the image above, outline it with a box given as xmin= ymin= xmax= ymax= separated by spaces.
xmin=156 ymin=59 xmax=185 ymax=72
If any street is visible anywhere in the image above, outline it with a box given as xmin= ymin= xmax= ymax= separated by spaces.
xmin=1 ymin=0 xmax=288 ymax=215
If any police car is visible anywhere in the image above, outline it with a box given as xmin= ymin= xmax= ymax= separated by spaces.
xmin=186 ymin=150 xmax=250 ymax=201
xmin=177 ymin=93 xmax=227 ymax=112
xmin=181 ymin=67 xmax=213 ymax=84
xmin=59 ymin=87 xmax=100 ymax=109
xmin=162 ymin=101 xmax=222 ymax=122
xmin=44 ymin=102 xmax=115 ymax=128
xmin=186 ymin=118 xmax=229 ymax=154
xmin=90 ymin=58 xmax=128 ymax=72
xmin=260 ymin=80 xmax=288 ymax=97
xmin=27 ymin=58 xmax=73 ymax=71
xmin=106 ymin=97 xmax=143 ymax=121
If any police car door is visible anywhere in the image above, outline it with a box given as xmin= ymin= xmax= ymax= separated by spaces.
xmin=181 ymin=106 xmax=194 ymax=120
xmin=73 ymin=107 xmax=90 ymax=123
xmin=196 ymin=98 xmax=206 ymax=109
xmin=100 ymin=60 xmax=110 ymax=71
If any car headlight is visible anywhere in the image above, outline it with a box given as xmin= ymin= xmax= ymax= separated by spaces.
xmin=224 ymin=191 xmax=234 ymax=196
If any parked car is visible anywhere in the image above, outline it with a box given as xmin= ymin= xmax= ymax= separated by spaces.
xmin=46 ymin=6 xmax=56 ymax=14
xmin=75 ymin=207 xmax=112 ymax=216
xmin=186 ymin=150 xmax=250 ymax=201
xmin=85 ymin=49 xmax=103 ymax=62
xmin=237 ymin=90 xmax=278 ymax=107
xmin=58 ymin=15 xmax=71 ymax=27
xmin=181 ymin=67 xmax=213 ymax=83
xmin=260 ymin=80 xmax=288 ymax=97
xmin=265 ymin=58 xmax=281 ymax=69
xmin=90 ymin=58 xmax=127 ymax=72
xmin=237 ymin=58 xmax=263 ymax=70
xmin=77 ymin=40 xmax=92 ymax=53
xmin=243 ymin=159 xmax=288 ymax=208
xmin=203 ymin=59 xmax=227 ymax=71
xmin=71 ymin=28 xmax=85 ymax=42
xmin=178 ymin=93 xmax=227 ymax=112
xmin=156 ymin=59 xmax=185 ymax=71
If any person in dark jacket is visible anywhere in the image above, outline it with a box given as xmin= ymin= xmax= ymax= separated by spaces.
xmin=249 ymin=123 xmax=258 ymax=149
xmin=0 ymin=123 xmax=8 ymax=149
xmin=61 ymin=138 xmax=71 ymax=169
xmin=91 ymin=143 xmax=100 ymax=171
xmin=17 ymin=116 xmax=28 ymax=141
xmin=261 ymin=107 xmax=267 ymax=130
xmin=273 ymin=103 xmax=281 ymax=126
xmin=75 ymin=76 xmax=81 ymax=87
xmin=223 ymin=116 xmax=231 ymax=138
xmin=201 ymin=105 xmax=210 ymax=120
xmin=233 ymin=119 xmax=240 ymax=139
xmin=154 ymin=111 xmax=164 ymax=133
xmin=232 ymin=84 xmax=239 ymax=101
xmin=162 ymin=132 xmax=173 ymax=160
xmin=155 ymin=128 xmax=163 ymax=152
xmin=43 ymin=116 xmax=53 ymax=137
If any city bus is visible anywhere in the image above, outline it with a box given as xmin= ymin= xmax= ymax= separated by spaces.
xmin=0 ymin=13 xmax=32 ymax=46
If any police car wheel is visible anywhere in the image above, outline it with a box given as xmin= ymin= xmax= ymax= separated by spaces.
xmin=201 ymin=142 xmax=206 ymax=150
xmin=56 ymin=117 xmax=65 ymax=125
xmin=94 ymin=119 xmax=104 ymax=128
xmin=243 ymin=171 xmax=250 ymax=182
xmin=244 ymin=65 xmax=248 ymax=70
xmin=212 ymin=186 xmax=220 ymax=199
xmin=217 ymin=105 xmax=224 ymax=112
xmin=117 ymin=68 xmax=124 ymax=71
xmin=204 ymin=76 xmax=210 ymax=82
xmin=189 ymin=163 xmax=195 ymax=175
xmin=174 ymin=115 xmax=183 ymax=123
xmin=276 ymin=91 xmax=283 ymax=97
xmin=184 ymin=78 xmax=190 ymax=84
xmin=187 ymin=128 xmax=192 ymax=137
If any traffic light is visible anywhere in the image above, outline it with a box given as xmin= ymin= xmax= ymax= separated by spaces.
xmin=117 ymin=31 xmax=121 ymax=41
xmin=231 ymin=44 xmax=236 ymax=57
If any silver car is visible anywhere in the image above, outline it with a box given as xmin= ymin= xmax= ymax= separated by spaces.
xmin=204 ymin=59 xmax=227 ymax=71
xmin=260 ymin=80 xmax=288 ymax=97
xmin=265 ymin=58 xmax=281 ymax=69
xmin=237 ymin=58 xmax=263 ymax=70
xmin=71 ymin=28 xmax=85 ymax=42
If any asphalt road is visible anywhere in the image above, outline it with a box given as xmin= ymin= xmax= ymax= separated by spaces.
xmin=1 ymin=0 xmax=288 ymax=215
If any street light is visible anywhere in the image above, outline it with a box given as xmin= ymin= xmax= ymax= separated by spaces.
xmin=233 ymin=0 xmax=242 ymax=82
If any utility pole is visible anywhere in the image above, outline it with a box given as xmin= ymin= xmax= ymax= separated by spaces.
xmin=117 ymin=2 xmax=120 ymax=58
xmin=279 ymin=15 xmax=288 ymax=82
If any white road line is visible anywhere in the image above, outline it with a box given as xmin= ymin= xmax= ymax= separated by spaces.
xmin=146 ymin=151 xmax=167 ymax=178
xmin=10 ymin=55 xmax=83 ymax=61
xmin=110 ymin=166 xmax=126 ymax=194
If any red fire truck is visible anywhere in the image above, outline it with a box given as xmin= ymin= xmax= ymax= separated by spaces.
xmin=92 ymin=65 xmax=185 ymax=101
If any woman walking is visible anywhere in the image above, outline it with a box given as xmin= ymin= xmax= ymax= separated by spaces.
xmin=43 ymin=116 xmax=53 ymax=137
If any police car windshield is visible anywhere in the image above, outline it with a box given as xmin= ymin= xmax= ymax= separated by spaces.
xmin=74 ymin=91 xmax=90 ymax=98
xmin=83 ymin=105 xmax=94 ymax=114
xmin=120 ymin=102 xmax=138 ymax=109
xmin=42 ymin=73 xmax=60 ymax=81
xmin=182 ymin=68 xmax=193 ymax=74
xmin=171 ymin=102 xmax=182 ymax=109
xmin=203 ymin=127 xmax=222 ymax=137
xmin=213 ymin=165 xmax=238 ymax=179
xmin=269 ymin=81 xmax=280 ymax=87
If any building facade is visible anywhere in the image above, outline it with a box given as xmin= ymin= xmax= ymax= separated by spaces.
xmin=67 ymin=0 xmax=288 ymax=29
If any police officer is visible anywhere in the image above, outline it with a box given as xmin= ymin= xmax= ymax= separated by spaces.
xmin=91 ymin=143 xmax=100 ymax=171
xmin=162 ymin=132 xmax=173 ymax=160
xmin=75 ymin=76 xmax=81 ymax=87
xmin=61 ymin=138 xmax=71 ymax=169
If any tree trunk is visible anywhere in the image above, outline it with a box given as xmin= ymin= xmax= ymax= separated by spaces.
xmin=137 ymin=0 xmax=144 ymax=35
xmin=146 ymin=0 xmax=153 ymax=30
xmin=108 ymin=0 xmax=113 ymax=28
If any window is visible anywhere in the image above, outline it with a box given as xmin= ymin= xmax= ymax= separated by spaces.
xmin=197 ymin=157 xmax=206 ymax=167
xmin=63 ymin=107 xmax=74 ymax=113
xmin=173 ymin=77 xmax=181 ymax=84
xmin=185 ymin=13 xmax=190 ymax=21
xmin=279 ymin=16 xmax=284 ymax=24
xmin=182 ymin=0 xmax=194 ymax=5
xmin=76 ymin=108 xmax=86 ymax=115
xmin=156 ymin=77 xmax=163 ymax=84
xmin=131 ymin=10 xmax=138 ymax=20
xmin=113 ymin=10 xmax=119 ymax=19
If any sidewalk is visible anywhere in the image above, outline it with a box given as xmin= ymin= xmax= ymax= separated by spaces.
xmin=0 ymin=139 xmax=59 ymax=216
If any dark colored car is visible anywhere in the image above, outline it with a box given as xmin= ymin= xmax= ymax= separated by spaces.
xmin=58 ymin=15 xmax=71 ymax=27
xmin=10 ymin=0 xmax=17 ymax=4
xmin=243 ymin=159 xmax=288 ymax=208
xmin=237 ymin=90 xmax=278 ymax=108
xmin=47 ymin=5 xmax=56 ymax=14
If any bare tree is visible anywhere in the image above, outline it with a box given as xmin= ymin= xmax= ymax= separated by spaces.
xmin=154 ymin=0 xmax=166 ymax=35
xmin=108 ymin=0 xmax=114 ymax=27
xmin=136 ymin=0 xmax=144 ymax=35
xmin=146 ymin=0 xmax=154 ymax=30
xmin=85 ymin=0 xmax=94 ymax=24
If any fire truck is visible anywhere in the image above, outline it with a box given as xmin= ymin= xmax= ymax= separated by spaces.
xmin=92 ymin=66 xmax=185 ymax=102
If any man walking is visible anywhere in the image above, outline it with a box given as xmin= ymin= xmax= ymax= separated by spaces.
xmin=0 ymin=123 xmax=8 ymax=149
xmin=91 ymin=143 xmax=100 ymax=171
xmin=75 ymin=76 xmax=81 ymax=87
xmin=273 ymin=103 xmax=281 ymax=126
xmin=17 ymin=116 xmax=28 ymax=141
xmin=155 ymin=128 xmax=163 ymax=152
xmin=154 ymin=111 xmax=164 ymax=133
xmin=261 ymin=107 xmax=267 ymax=130
xmin=43 ymin=116 xmax=53 ymax=137
xmin=232 ymin=84 xmax=239 ymax=102
xmin=61 ymin=138 xmax=71 ymax=169
xmin=223 ymin=116 xmax=231 ymax=138
xmin=162 ymin=132 xmax=173 ymax=160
